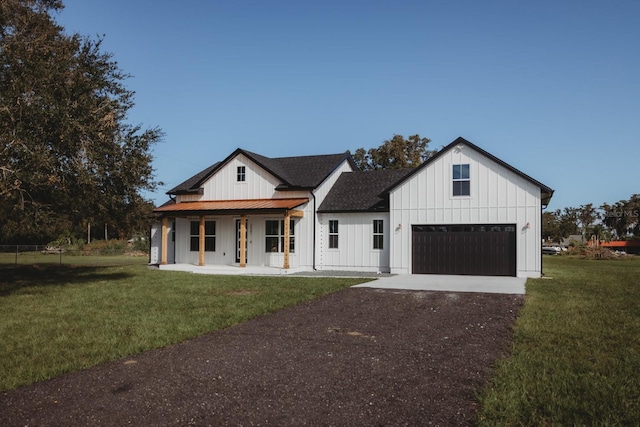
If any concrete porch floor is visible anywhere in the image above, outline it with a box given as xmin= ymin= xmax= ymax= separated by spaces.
xmin=157 ymin=263 xmax=311 ymax=276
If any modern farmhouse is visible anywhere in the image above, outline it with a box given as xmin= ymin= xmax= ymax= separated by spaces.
xmin=150 ymin=137 xmax=553 ymax=278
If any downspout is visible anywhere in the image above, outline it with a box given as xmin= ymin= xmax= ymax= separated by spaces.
xmin=540 ymin=203 xmax=544 ymax=277
xmin=172 ymin=219 xmax=176 ymax=264
xmin=312 ymin=191 xmax=317 ymax=270
xmin=148 ymin=224 xmax=152 ymax=265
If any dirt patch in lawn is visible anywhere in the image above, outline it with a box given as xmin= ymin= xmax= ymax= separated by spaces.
xmin=0 ymin=287 xmax=523 ymax=426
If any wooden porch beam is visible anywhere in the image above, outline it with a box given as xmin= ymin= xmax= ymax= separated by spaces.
xmin=239 ymin=215 xmax=247 ymax=267
xmin=198 ymin=216 xmax=205 ymax=266
xmin=283 ymin=213 xmax=291 ymax=269
xmin=161 ymin=217 xmax=168 ymax=265
xmin=287 ymin=209 xmax=304 ymax=218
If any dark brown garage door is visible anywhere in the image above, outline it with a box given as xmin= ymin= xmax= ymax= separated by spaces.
xmin=412 ymin=224 xmax=516 ymax=276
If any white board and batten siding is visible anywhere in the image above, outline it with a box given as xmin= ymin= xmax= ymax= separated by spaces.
xmin=167 ymin=154 xmax=355 ymax=270
xmin=201 ymin=154 xmax=285 ymax=201
xmin=317 ymin=213 xmax=391 ymax=273
xmin=389 ymin=144 xmax=543 ymax=278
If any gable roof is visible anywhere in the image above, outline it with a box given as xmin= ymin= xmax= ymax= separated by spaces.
xmin=168 ymin=149 xmax=356 ymax=195
xmin=384 ymin=137 xmax=555 ymax=206
xmin=167 ymin=162 xmax=220 ymax=195
xmin=317 ymin=169 xmax=413 ymax=212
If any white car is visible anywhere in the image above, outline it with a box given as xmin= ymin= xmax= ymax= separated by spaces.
xmin=542 ymin=246 xmax=562 ymax=255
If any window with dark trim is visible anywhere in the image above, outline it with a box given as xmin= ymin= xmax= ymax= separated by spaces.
xmin=190 ymin=220 xmax=216 ymax=252
xmin=452 ymin=164 xmax=470 ymax=196
xmin=265 ymin=220 xmax=295 ymax=253
xmin=328 ymin=220 xmax=339 ymax=249
xmin=373 ymin=219 xmax=384 ymax=250
xmin=237 ymin=166 xmax=246 ymax=182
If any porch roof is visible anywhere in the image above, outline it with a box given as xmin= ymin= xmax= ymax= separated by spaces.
xmin=154 ymin=198 xmax=309 ymax=216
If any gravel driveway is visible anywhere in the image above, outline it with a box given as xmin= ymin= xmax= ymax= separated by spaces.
xmin=0 ymin=287 xmax=523 ymax=426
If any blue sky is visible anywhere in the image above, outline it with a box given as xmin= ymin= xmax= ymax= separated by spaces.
xmin=56 ymin=0 xmax=639 ymax=211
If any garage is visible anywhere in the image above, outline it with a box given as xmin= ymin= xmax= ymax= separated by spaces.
xmin=412 ymin=224 xmax=516 ymax=276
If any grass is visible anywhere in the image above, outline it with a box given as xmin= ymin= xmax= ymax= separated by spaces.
xmin=0 ymin=264 xmax=368 ymax=391
xmin=477 ymin=256 xmax=640 ymax=426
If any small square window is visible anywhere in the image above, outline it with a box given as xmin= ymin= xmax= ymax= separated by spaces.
xmin=237 ymin=166 xmax=246 ymax=182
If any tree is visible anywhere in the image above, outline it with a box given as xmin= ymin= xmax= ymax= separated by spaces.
xmin=577 ymin=203 xmax=597 ymax=240
xmin=558 ymin=207 xmax=580 ymax=240
xmin=601 ymin=201 xmax=629 ymax=240
xmin=352 ymin=134 xmax=436 ymax=170
xmin=627 ymin=194 xmax=640 ymax=237
xmin=0 ymin=0 xmax=162 ymax=243
xmin=542 ymin=210 xmax=562 ymax=242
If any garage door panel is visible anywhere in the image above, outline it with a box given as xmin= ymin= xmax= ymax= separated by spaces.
xmin=412 ymin=224 xmax=516 ymax=276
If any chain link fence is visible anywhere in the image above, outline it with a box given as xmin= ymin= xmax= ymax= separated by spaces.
xmin=0 ymin=245 xmax=150 ymax=268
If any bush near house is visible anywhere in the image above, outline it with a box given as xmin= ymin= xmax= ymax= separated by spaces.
xmin=81 ymin=239 xmax=129 ymax=256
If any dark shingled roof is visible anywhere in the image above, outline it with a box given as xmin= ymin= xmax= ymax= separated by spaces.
xmin=167 ymin=150 xmax=354 ymax=195
xmin=242 ymin=150 xmax=354 ymax=190
xmin=317 ymin=169 xmax=413 ymax=212
xmin=167 ymin=162 xmax=220 ymax=195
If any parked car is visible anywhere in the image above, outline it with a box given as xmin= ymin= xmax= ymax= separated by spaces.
xmin=542 ymin=246 xmax=562 ymax=255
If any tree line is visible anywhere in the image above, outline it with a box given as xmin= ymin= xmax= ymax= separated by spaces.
xmin=543 ymin=195 xmax=640 ymax=243
xmin=0 ymin=0 xmax=162 ymax=244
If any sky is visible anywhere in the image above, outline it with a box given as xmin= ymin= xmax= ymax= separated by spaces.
xmin=55 ymin=0 xmax=640 ymax=211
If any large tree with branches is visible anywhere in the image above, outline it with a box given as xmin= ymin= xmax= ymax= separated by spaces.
xmin=0 ymin=0 xmax=162 ymax=243
xmin=352 ymin=134 xmax=436 ymax=171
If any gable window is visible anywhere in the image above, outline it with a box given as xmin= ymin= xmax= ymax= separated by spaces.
xmin=190 ymin=220 xmax=216 ymax=252
xmin=265 ymin=220 xmax=295 ymax=253
xmin=237 ymin=166 xmax=246 ymax=182
xmin=328 ymin=220 xmax=339 ymax=249
xmin=452 ymin=164 xmax=470 ymax=196
xmin=373 ymin=220 xmax=384 ymax=250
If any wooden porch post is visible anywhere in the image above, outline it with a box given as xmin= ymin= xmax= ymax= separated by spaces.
xmin=239 ymin=215 xmax=247 ymax=267
xmin=161 ymin=217 xmax=168 ymax=265
xmin=198 ymin=216 xmax=205 ymax=266
xmin=283 ymin=212 xmax=290 ymax=269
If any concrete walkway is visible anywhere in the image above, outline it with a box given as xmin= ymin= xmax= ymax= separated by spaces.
xmin=157 ymin=264 xmax=527 ymax=295
xmin=353 ymin=274 xmax=527 ymax=295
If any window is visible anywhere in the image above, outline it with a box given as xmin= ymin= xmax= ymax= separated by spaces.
xmin=373 ymin=220 xmax=384 ymax=249
xmin=328 ymin=220 xmax=339 ymax=249
xmin=265 ymin=219 xmax=295 ymax=253
xmin=237 ymin=166 xmax=246 ymax=182
xmin=190 ymin=220 xmax=216 ymax=252
xmin=452 ymin=164 xmax=470 ymax=196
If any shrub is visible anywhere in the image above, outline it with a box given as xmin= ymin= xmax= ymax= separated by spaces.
xmin=82 ymin=240 xmax=128 ymax=255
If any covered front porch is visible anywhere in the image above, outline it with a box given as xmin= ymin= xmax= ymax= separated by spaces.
xmin=153 ymin=198 xmax=308 ymax=270
xmin=157 ymin=263 xmax=312 ymax=276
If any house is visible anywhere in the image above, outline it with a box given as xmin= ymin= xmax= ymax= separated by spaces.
xmin=150 ymin=137 xmax=554 ymax=278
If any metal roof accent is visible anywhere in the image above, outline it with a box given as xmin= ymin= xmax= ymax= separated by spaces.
xmin=153 ymin=198 xmax=309 ymax=214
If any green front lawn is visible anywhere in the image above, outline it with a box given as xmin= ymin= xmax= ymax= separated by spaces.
xmin=477 ymin=256 xmax=640 ymax=426
xmin=0 ymin=264 xmax=367 ymax=391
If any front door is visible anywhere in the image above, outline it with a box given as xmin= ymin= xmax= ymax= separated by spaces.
xmin=236 ymin=219 xmax=248 ymax=263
